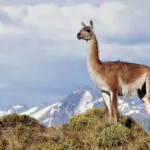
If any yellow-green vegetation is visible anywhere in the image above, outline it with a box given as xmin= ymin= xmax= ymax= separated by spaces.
xmin=0 ymin=113 xmax=39 ymax=128
xmin=0 ymin=108 xmax=149 ymax=150
xmin=97 ymin=125 xmax=132 ymax=147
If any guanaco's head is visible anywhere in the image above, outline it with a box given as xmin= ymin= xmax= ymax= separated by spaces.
xmin=77 ymin=20 xmax=93 ymax=41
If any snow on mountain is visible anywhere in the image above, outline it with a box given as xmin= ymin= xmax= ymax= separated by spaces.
xmin=0 ymin=87 xmax=149 ymax=131
xmin=6 ymin=104 xmax=28 ymax=114
xmin=27 ymin=87 xmax=104 ymax=127
xmin=21 ymin=107 xmax=39 ymax=116
xmin=118 ymin=99 xmax=149 ymax=122
xmin=32 ymin=102 xmax=62 ymax=127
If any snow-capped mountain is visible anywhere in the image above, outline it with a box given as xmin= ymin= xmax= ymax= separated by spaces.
xmin=22 ymin=87 xmax=104 ymax=127
xmin=0 ymin=87 xmax=149 ymax=131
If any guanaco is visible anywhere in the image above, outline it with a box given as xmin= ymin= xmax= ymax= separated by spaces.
xmin=77 ymin=20 xmax=150 ymax=122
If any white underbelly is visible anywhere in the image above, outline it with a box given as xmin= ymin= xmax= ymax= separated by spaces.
xmin=119 ymin=74 xmax=146 ymax=98
xmin=120 ymin=84 xmax=138 ymax=98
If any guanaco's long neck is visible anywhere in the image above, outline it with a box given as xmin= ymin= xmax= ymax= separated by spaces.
xmin=87 ymin=33 xmax=101 ymax=73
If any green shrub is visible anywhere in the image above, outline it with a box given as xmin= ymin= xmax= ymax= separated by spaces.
xmin=97 ymin=125 xmax=133 ymax=147
xmin=61 ymin=123 xmax=69 ymax=131
xmin=68 ymin=139 xmax=84 ymax=150
xmin=94 ymin=122 xmax=112 ymax=133
xmin=0 ymin=114 xmax=40 ymax=128
xmin=33 ymin=141 xmax=68 ymax=150
xmin=33 ymin=142 xmax=56 ymax=150
xmin=69 ymin=108 xmax=107 ymax=131
xmin=69 ymin=114 xmax=89 ymax=130
xmin=33 ymin=139 xmax=84 ymax=150
xmin=85 ymin=108 xmax=106 ymax=119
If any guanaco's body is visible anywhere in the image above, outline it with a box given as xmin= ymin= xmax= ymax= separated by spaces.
xmin=77 ymin=20 xmax=150 ymax=122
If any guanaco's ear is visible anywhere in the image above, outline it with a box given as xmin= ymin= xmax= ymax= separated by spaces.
xmin=90 ymin=20 xmax=93 ymax=29
xmin=81 ymin=22 xmax=86 ymax=27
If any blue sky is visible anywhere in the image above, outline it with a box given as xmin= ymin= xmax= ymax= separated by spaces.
xmin=0 ymin=0 xmax=150 ymax=108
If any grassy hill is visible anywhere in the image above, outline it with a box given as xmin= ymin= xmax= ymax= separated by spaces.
xmin=0 ymin=108 xmax=149 ymax=150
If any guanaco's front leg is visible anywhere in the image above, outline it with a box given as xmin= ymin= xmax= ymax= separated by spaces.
xmin=102 ymin=91 xmax=111 ymax=114
xmin=110 ymin=90 xmax=118 ymax=123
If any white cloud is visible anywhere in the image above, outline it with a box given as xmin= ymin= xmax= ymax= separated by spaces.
xmin=0 ymin=2 xmax=150 ymax=42
xmin=0 ymin=1 xmax=149 ymax=107
xmin=100 ymin=43 xmax=150 ymax=62
xmin=0 ymin=0 xmax=103 ymax=6
xmin=0 ymin=25 xmax=24 ymax=34
xmin=0 ymin=2 xmax=149 ymax=73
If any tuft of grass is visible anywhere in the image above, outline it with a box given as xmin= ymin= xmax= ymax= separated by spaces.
xmin=84 ymin=108 xmax=106 ymax=118
xmin=61 ymin=123 xmax=69 ymax=131
xmin=97 ymin=124 xmax=133 ymax=147
xmin=69 ymin=114 xmax=89 ymax=130
xmin=0 ymin=114 xmax=40 ymax=128
xmin=34 ymin=139 xmax=85 ymax=150
xmin=69 ymin=108 xmax=108 ymax=131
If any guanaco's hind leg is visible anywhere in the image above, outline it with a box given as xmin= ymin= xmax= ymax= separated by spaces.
xmin=139 ymin=74 xmax=150 ymax=116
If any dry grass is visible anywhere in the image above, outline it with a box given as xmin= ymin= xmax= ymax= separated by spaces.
xmin=0 ymin=109 xmax=149 ymax=150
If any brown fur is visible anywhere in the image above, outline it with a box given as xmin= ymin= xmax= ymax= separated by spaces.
xmin=96 ymin=61 xmax=149 ymax=91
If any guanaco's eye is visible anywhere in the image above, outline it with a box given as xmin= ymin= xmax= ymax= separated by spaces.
xmin=86 ymin=29 xmax=91 ymax=32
